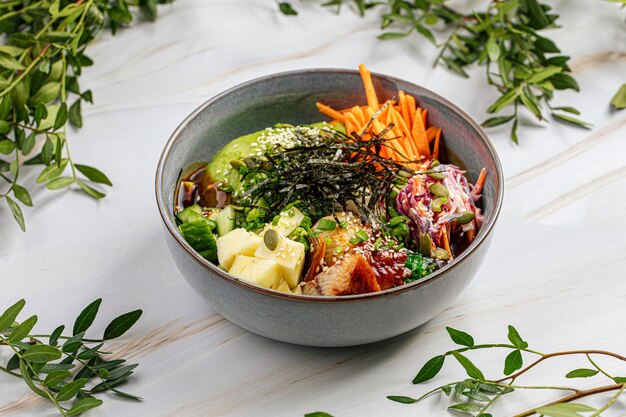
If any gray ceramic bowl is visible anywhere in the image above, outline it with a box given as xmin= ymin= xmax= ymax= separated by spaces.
xmin=156 ymin=69 xmax=503 ymax=347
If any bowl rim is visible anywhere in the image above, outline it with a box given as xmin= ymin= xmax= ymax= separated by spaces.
xmin=155 ymin=67 xmax=504 ymax=303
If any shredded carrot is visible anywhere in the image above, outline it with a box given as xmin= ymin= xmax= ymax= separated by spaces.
xmin=316 ymin=102 xmax=345 ymax=122
xmin=442 ymin=227 xmax=452 ymax=257
xmin=412 ymin=108 xmax=430 ymax=159
xmin=472 ymin=167 xmax=487 ymax=197
xmin=432 ymin=128 xmax=441 ymax=160
xmin=359 ymin=64 xmax=379 ymax=110
xmin=426 ymin=126 xmax=438 ymax=143
xmin=406 ymin=95 xmax=417 ymax=127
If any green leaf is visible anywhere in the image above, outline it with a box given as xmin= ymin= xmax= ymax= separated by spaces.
xmin=0 ymin=45 xmax=24 ymax=56
xmin=535 ymin=403 xmax=596 ymax=417
xmin=610 ymin=84 xmax=626 ymax=110
xmin=487 ymin=89 xmax=520 ymax=113
xmin=553 ymin=106 xmax=580 ymax=115
xmin=378 ymin=32 xmax=409 ymax=40
xmin=21 ymin=132 xmax=36 ymax=155
xmin=32 ymin=82 xmax=60 ymax=104
xmin=67 ymin=398 xmax=103 ymax=416
xmin=78 ymin=180 xmax=106 ymax=199
xmin=106 ymin=364 xmax=138 ymax=381
xmin=504 ymin=349 xmax=523 ymax=375
xmin=448 ymin=403 xmax=483 ymax=414
xmin=69 ymin=99 xmax=82 ymax=128
xmin=103 ymin=309 xmax=142 ymax=340
xmin=73 ymin=299 xmax=102 ymax=335
xmin=75 ymin=164 xmax=112 ymax=186
xmin=462 ymin=390 xmax=490 ymax=402
xmin=0 ymin=120 xmax=11 ymax=134
xmin=446 ymin=327 xmax=475 ymax=347
xmin=451 ymin=351 xmax=485 ymax=381
xmin=0 ymin=299 xmax=26 ymax=331
xmin=9 ymin=315 xmax=37 ymax=343
xmin=527 ymin=66 xmax=562 ymax=84
xmin=305 ymin=413 xmax=334 ymax=417
xmin=44 ymin=370 xmax=72 ymax=387
xmin=5 ymin=196 xmax=25 ymax=231
xmin=63 ymin=331 xmax=85 ymax=353
xmin=550 ymin=73 xmax=580 ymax=91
xmin=56 ymin=378 xmax=88 ymax=401
xmin=565 ymin=368 xmax=599 ymax=378
xmin=49 ymin=325 xmax=65 ymax=346
xmin=22 ymin=345 xmax=62 ymax=363
xmin=36 ymin=159 xmax=68 ymax=184
xmin=387 ymin=395 xmax=417 ymax=404
xmin=415 ymin=23 xmax=436 ymax=45
xmin=507 ymin=325 xmax=528 ymax=349
xmin=41 ymin=137 xmax=54 ymax=165
xmin=278 ymin=2 xmax=298 ymax=16
xmin=412 ymin=355 xmax=445 ymax=384
xmin=441 ymin=385 xmax=452 ymax=395
xmin=613 ymin=376 xmax=626 ymax=383
xmin=19 ymin=359 xmax=48 ymax=398
xmin=482 ymin=115 xmax=515 ymax=128
xmin=46 ymin=176 xmax=74 ymax=190
xmin=552 ymin=113 xmax=592 ymax=129
xmin=54 ymin=103 xmax=68 ymax=130
xmin=486 ymin=37 xmax=500 ymax=61
xmin=0 ymin=52 xmax=25 ymax=70
xmin=0 ymin=139 xmax=14 ymax=154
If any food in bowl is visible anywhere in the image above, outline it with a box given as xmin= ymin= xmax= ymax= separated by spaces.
xmin=173 ymin=65 xmax=486 ymax=297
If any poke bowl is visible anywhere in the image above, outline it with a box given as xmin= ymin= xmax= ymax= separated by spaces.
xmin=155 ymin=66 xmax=503 ymax=347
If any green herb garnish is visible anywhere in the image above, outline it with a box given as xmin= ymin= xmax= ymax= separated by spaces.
xmin=0 ymin=0 xmax=173 ymax=231
xmin=317 ymin=218 xmax=337 ymax=231
xmin=0 ymin=298 xmax=143 ymax=416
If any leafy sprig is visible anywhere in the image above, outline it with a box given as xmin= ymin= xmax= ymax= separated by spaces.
xmin=283 ymin=0 xmax=590 ymax=143
xmin=0 ymin=298 xmax=143 ymax=416
xmin=307 ymin=325 xmax=626 ymax=417
xmin=0 ymin=0 xmax=173 ymax=231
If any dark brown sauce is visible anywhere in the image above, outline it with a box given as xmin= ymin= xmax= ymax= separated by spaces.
xmin=175 ymin=165 xmax=231 ymax=213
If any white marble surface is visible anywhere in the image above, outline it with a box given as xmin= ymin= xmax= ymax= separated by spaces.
xmin=2 ymin=1 xmax=626 ymax=416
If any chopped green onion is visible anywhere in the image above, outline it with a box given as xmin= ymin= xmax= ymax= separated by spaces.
xmin=317 ymin=218 xmax=337 ymax=231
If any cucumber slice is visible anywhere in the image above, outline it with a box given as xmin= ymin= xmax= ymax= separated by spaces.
xmin=178 ymin=220 xmax=217 ymax=261
xmin=216 ymin=205 xmax=236 ymax=236
xmin=176 ymin=205 xmax=204 ymax=223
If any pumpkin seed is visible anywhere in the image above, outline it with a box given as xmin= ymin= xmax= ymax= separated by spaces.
xmin=432 ymin=248 xmax=451 ymax=260
xmin=264 ymin=229 xmax=280 ymax=251
xmin=427 ymin=171 xmax=446 ymax=180
xmin=229 ymin=159 xmax=245 ymax=169
xmin=243 ymin=157 xmax=258 ymax=169
xmin=419 ymin=234 xmax=432 ymax=256
xmin=456 ymin=211 xmax=475 ymax=225
xmin=430 ymin=160 xmax=440 ymax=168
xmin=428 ymin=182 xmax=449 ymax=197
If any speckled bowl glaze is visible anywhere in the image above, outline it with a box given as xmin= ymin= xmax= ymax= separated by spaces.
xmin=156 ymin=69 xmax=503 ymax=347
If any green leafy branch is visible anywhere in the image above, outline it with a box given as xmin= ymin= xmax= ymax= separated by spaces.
xmin=306 ymin=325 xmax=626 ymax=417
xmin=283 ymin=0 xmax=593 ymax=143
xmin=0 ymin=0 xmax=173 ymax=232
xmin=0 ymin=298 xmax=143 ymax=416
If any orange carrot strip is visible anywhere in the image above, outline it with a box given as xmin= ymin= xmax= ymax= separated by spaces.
xmin=359 ymin=64 xmax=379 ymax=110
xmin=391 ymin=110 xmax=417 ymax=159
xmin=467 ymin=229 xmax=476 ymax=244
xmin=316 ymin=102 xmax=345 ymax=122
xmin=406 ymin=95 xmax=417 ymax=126
xmin=472 ymin=167 xmax=487 ymax=197
xmin=432 ymin=128 xmax=441 ymax=160
xmin=399 ymin=91 xmax=411 ymax=129
xmin=421 ymin=108 xmax=428 ymax=128
xmin=442 ymin=227 xmax=452 ymax=257
xmin=351 ymin=106 xmax=366 ymax=125
xmin=426 ymin=126 xmax=438 ymax=143
xmin=412 ymin=108 xmax=430 ymax=159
